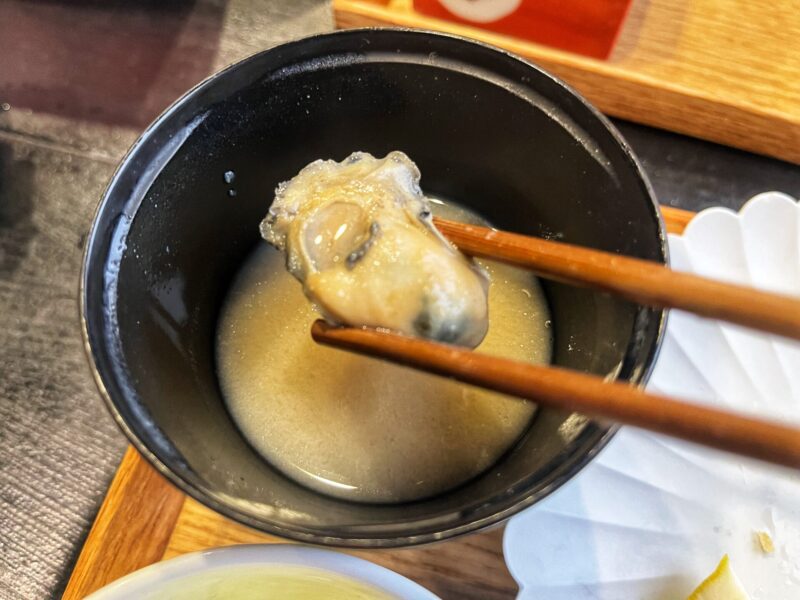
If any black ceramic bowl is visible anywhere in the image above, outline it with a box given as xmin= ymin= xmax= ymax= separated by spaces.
xmin=81 ymin=29 xmax=666 ymax=547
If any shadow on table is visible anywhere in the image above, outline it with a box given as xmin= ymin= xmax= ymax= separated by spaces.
xmin=0 ymin=0 xmax=226 ymax=128
xmin=0 ymin=143 xmax=37 ymax=277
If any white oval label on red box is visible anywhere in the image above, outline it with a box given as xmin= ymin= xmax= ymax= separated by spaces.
xmin=438 ymin=0 xmax=522 ymax=23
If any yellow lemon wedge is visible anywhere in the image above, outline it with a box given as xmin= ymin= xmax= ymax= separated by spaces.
xmin=687 ymin=555 xmax=750 ymax=600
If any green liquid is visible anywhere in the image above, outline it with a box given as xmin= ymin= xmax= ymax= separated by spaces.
xmin=145 ymin=565 xmax=395 ymax=600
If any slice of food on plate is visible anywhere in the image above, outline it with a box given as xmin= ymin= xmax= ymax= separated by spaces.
xmin=688 ymin=555 xmax=750 ymax=600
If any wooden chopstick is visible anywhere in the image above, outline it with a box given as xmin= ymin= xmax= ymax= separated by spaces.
xmin=432 ymin=216 xmax=800 ymax=342
xmin=312 ymin=320 xmax=800 ymax=469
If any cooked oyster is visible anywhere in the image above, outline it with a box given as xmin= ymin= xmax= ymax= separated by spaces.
xmin=260 ymin=151 xmax=489 ymax=348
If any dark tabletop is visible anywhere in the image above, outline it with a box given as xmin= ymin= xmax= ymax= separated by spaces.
xmin=0 ymin=1 xmax=798 ymax=598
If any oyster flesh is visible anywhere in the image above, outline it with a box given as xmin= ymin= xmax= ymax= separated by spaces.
xmin=260 ymin=151 xmax=489 ymax=348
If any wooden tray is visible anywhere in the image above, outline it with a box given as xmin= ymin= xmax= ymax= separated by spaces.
xmin=334 ymin=0 xmax=800 ymax=164
xmin=62 ymin=448 xmax=517 ymax=600
xmin=63 ymin=206 xmax=693 ymax=600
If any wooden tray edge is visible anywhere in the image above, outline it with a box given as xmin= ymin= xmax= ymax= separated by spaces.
xmin=62 ymin=448 xmax=185 ymax=599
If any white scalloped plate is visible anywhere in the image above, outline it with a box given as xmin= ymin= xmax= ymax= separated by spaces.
xmin=504 ymin=192 xmax=800 ymax=600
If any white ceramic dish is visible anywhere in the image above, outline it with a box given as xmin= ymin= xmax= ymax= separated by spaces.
xmin=504 ymin=192 xmax=800 ymax=599
xmin=86 ymin=544 xmax=439 ymax=599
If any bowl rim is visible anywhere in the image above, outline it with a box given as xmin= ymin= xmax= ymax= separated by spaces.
xmin=80 ymin=27 xmax=668 ymax=548
xmin=84 ymin=543 xmax=439 ymax=599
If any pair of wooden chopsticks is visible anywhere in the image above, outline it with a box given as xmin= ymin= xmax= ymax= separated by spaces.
xmin=312 ymin=210 xmax=800 ymax=469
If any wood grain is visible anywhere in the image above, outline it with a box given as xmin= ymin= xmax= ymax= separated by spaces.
xmin=166 ymin=498 xmax=517 ymax=600
xmin=312 ymin=320 xmax=800 ymax=469
xmin=61 ymin=447 xmax=185 ymax=600
xmin=433 ymin=216 xmax=800 ymax=341
xmin=65 ymin=451 xmax=517 ymax=600
xmin=660 ymin=205 xmax=693 ymax=234
xmin=63 ymin=207 xmax=693 ymax=598
xmin=333 ymin=0 xmax=800 ymax=164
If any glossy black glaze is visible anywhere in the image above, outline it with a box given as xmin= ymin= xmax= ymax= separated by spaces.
xmin=81 ymin=29 xmax=666 ymax=546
